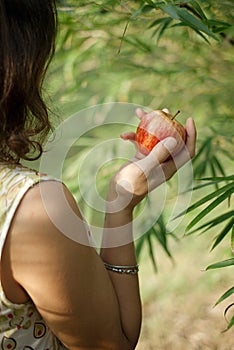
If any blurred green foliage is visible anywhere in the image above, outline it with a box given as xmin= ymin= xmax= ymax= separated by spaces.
xmin=45 ymin=0 xmax=234 ymax=329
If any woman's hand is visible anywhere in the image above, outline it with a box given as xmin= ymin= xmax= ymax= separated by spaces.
xmin=107 ymin=108 xmax=197 ymax=213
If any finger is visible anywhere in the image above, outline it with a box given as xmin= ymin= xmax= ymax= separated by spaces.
xmin=138 ymin=137 xmax=177 ymax=173
xmin=162 ymin=108 xmax=170 ymax=114
xmin=120 ymin=132 xmax=136 ymax=141
xmin=161 ymin=118 xmax=197 ymax=180
xmin=135 ymin=108 xmax=147 ymax=120
xmin=185 ymin=117 xmax=196 ymax=158
xmin=150 ymin=137 xmax=177 ymax=163
xmin=120 ymin=132 xmax=144 ymax=159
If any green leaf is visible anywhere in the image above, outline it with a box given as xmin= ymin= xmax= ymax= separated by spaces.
xmin=223 ymin=304 xmax=234 ymax=332
xmin=192 ymin=137 xmax=213 ymax=177
xmin=209 ymin=159 xmax=218 ymax=189
xmin=190 ymin=27 xmax=211 ymax=44
xmin=148 ymin=17 xmax=171 ymax=29
xmin=132 ymin=4 xmax=154 ymax=18
xmin=198 ymin=175 xmax=234 ymax=182
xmin=135 ymin=214 xmax=174 ymax=271
xmin=186 ymin=187 xmax=234 ymax=232
xmin=215 ymin=286 xmax=234 ymax=306
xmin=191 ymin=178 xmax=233 ymax=192
xmin=159 ymin=4 xmax=219 ymax=41
xmin=206 ymin=19 xmax=232 ymax=33
xmin=189 ymin=0 xmax=207 ymax=20
xmin=212 ymin=155 xmax=226 ymax=177
xmin=187 ymin=211 xmax=234 ymax=235
xmin=231 ymin=224 xmax=234 ymax=254
xmin=159 ymin=4 xmax=180 ymax=20
xmin=222 ymin=315 xmax=234 ymax=332
xmin=206 ymin=258 xmax=234 ymax=271
xmin=147 ymin=234 xmax=157 ymax=272
xmin=192 ymin=137 xmax=213 ymax=163
xmin=152 ymin=227 xmax=173 ymax=259
xmin=145 ymin=0 xmax=159 ymax=6
xmin=156 ymin=18 xmax=173 ymax=42
xmin=211 ymin=218 xmax=234 ymax=251
xmin=194 ymin=161 xmax=208 ymax=179
xmin=135 ymin=235 xmax=146 ymax=260
xmin=178 ymin=182 xmax=234 ymax=218
xmin=121 ymin=36 xmax=153 ymax=52
xmin=177 ymin=8 xmax=219 ymax=41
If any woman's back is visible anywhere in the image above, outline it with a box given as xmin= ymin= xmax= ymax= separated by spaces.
xmin=0 ymin=164 xmax=66 ymax=349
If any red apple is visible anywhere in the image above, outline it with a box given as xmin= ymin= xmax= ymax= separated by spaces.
xmin=135 ymin=109 xmax=187 ymax=156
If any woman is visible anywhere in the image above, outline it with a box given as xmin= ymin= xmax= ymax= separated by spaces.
xmin=0 ymin=1 xmax=196 ymax=349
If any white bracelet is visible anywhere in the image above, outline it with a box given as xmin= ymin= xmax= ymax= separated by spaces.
xmin=103 ymin=262 xmax=139 ymax=275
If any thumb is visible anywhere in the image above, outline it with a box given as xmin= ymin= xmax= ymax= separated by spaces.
xmin=138 ymin=137 xmax=177 ymax=172
xmin=151 ymin=137 xmax=177 ymax=163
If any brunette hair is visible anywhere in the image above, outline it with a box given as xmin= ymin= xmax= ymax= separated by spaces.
xmin=0 ymin=0 xmax=57 ymax=163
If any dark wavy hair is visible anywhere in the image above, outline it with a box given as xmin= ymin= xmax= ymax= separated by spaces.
xmin=0 ymin=0 xmax=57 ymax=163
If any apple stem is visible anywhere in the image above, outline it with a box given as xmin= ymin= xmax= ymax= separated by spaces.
xmin=171 ymin=110 xmax=180 ymax=120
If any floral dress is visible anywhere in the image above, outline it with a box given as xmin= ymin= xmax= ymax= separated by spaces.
xmin=0 ymin=164 xmax=67 ymax=350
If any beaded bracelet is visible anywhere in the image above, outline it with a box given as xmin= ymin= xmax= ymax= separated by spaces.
xmin=103 ymin=262 xmax=139 ymax=275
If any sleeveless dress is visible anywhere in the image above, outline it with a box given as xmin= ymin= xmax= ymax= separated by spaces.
xmin=0 ymin=164 xmax=67 ymax=350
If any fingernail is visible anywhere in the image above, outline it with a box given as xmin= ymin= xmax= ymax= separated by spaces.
xmin=161 ymin=137 xmax=177 ymax=151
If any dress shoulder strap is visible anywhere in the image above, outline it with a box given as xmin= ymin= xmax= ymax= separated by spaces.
xmin=0 ymin=164 xmax=60 ymax=258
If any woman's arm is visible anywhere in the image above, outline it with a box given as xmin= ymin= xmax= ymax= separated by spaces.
xmin=100 ymin=116 xmax=196 ymax=348
xmin=100 ymin=209 xmax=142 ymax=349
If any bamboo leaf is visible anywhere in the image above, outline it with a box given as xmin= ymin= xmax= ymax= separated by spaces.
xmin=177 ymin=182 xmax=234 ymax=219
xmin=145 ymin=0 xmax=160 ymax=6
xmin=121 ymin=36 xmax=153 ymax=52
xmin=177 ymin=8 xmax=219 ymax=41
xmin=209 ymin=158 xmax=219 ymax=189
xmin=186 ymin=188 xmax=234 ymax=231
xmin=206 ymin=19 xmax=232 ymax=33
xmin=192 ymin=137 xmax=213 ymax=177
xmin=154 ymin=221 xmax=166 ymax=246
xmin=211 ymin=218 xmax=234 ymax=251
xmin=215 ymin=287 xmax=234 ymax=306
xmin=223 ymin=304 xmax=234 ymax=332
xmin=190 ymin=28 xmax=211 ymax=44
xmin=152 ymin=227 xmax=173 ymax=259
xmin=148 ymin=17 xmax=171 ymax=29
xmin=155 ymin=18 xmax=173 ymax=41
xmin=194 ymin=160 xmax=208 ymax=178
xmin=222 ymin=315 xmax=234 ymax=332
xmin=147 ymin=234 xmax=157 ymax=272
xmin=160 ymin=4 xmax=219 ymax=41
xmin=231 ymin=224 xmax=234 ymax=254
xmin=191 ymin=178 xmax=232 ymax=192
xmin=206 ymin=258 xmax=234 ymax=271
xmin=132 ymin=4 xmax=154 ymax=18
xmin=159 ymin=4 xmax=180 ymax=20
xmin=189 ymin=0 xmax=207 ymax=20
xmin=135 ymin=235 xmax=146 ymax=260
xmin=212 ymin=155 xmax=226 ymax=177
xmin=192 ymin=137 xmax=213 ymax=163
xmin=187 ymin=211 xmax=234 ymax=235
xmin=198 ymin=175 xmax=234 ymax=182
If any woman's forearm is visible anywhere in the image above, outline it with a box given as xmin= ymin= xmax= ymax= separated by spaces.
xmin=100 ymin=209 xmax=142 ymax=349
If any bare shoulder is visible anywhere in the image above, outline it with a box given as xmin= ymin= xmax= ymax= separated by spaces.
xmin=11 ymin=180 xmax=89 ymax=245
xmin=13 ymin=180 xmax=81 ymax=227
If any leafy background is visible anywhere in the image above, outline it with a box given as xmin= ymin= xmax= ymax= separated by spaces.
xmin=38 ymin=0 xmax=234 ymax=347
